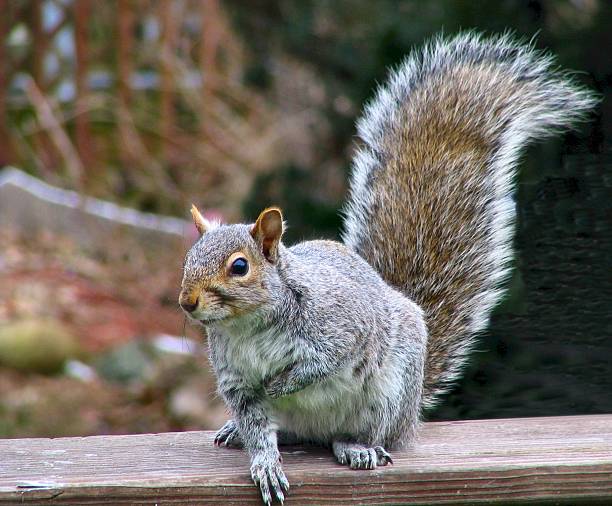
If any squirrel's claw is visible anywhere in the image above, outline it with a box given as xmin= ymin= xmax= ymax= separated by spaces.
xmin=374 ymin=445 xmax=393 ymax=466
xmin=251 ymin=456 xmax=289 ymax=505
xmin=213 ymin=419 xmax=243 ymax=448
xmin=332 ymin=441 xmax=393 ymax=470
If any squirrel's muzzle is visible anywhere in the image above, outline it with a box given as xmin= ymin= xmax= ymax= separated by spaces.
xmin=179 ymin=290 xmax=199 ymax=313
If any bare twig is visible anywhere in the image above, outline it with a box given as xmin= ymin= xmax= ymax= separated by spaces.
xmin=25 ymin=78 xmax=85 ymax=187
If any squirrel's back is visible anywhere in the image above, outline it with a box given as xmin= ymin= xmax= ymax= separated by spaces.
xmin=342 ymin=32 xmax=596 ymax=409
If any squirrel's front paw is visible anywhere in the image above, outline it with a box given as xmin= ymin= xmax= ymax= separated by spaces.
xmin=213 ymin=419 xmax=243 ymax=448
xmin=251 ymin=451 xmax=290 ymax=505
xmin=263 ymin=370 xmax=292 ymax=398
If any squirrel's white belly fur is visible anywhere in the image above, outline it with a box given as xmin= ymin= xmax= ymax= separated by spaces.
xmin=220 ymin=321 xmax=409 ymax=443
xmin=222 ymin=326 xmax=363 ymax=437
xmin=268 ymin=354 xmax=408 ymax=443
xmin=269 ymin=365 xmax=365 ymax=440
xmin=223 ymin=326 xmax=296 ymax=383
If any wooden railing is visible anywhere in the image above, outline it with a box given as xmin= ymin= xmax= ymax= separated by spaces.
xmin=1 ymin=414 xmax=611 ymax=504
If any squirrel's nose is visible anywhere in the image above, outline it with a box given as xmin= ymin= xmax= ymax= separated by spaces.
xmin=179 ymin=294 xmax=199 ymax=313
xmin=180 ymin=299 xmax=198 ymax=313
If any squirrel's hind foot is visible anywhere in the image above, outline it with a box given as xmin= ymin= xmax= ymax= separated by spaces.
xmin=332 ymin=441 xmax=393 ymax=469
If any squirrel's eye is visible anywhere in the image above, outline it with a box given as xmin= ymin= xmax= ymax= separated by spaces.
xmin=230 ymin=257 xmax=249 ymax=276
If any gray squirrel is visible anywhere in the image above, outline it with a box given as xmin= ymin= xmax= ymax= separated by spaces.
xmin=179 ymin=32 xmax=595 ymax=505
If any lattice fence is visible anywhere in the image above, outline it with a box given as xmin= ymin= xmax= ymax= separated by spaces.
xmin=0 ymin=0 xmax=288 ymax=218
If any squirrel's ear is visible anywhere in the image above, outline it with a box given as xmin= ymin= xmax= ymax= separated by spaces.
xmin=251 ymin=207 xmax=284 ymax=262
xmin=190 ymin=204 xmax=211 ymax=235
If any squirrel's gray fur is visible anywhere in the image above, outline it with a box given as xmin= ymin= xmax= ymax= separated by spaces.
xmin=180 ymin=32 xmax=595 ymax=505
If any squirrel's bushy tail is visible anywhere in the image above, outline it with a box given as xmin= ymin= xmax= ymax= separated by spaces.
xmin=342 ymin=32 xmax=596 ymax=409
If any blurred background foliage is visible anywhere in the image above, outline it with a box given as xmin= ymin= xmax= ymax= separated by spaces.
xmin=0 ymin=0 xmax=610 ymax=437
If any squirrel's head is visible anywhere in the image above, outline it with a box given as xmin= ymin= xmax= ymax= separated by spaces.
xmin=179 ymin=205 xmax=285 ymax=326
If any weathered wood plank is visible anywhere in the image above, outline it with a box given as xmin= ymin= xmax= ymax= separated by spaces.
xmin=1 ymin=415 xmax=611 ymax=504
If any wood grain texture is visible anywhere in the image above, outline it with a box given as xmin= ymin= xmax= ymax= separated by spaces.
xmin=1 ymin=415 xmax=611 ymax=505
